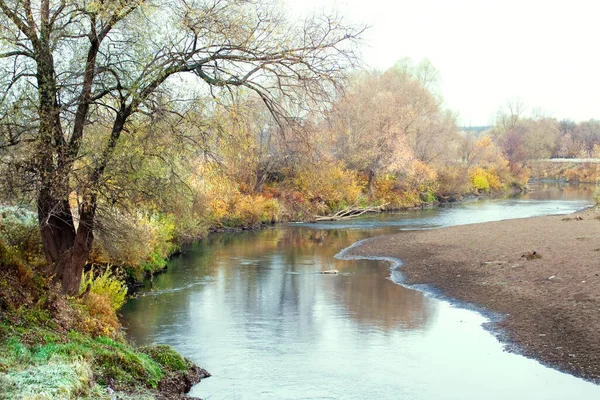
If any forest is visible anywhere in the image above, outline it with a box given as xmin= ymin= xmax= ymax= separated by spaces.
xmin=1 ymin=1 xmax=600 ymax=399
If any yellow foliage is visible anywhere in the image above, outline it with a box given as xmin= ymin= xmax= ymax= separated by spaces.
xmin=373 ymin=175 xmax=421 ymax=208
xmin=200 ymin=168 xmax=281 ymax=227
xmin=563 ymin=165 xmax=600 ymax=183
xmin=80 ymin=267 xmax=128 ymax=311
xmin=485 ymin=168 xmax=504 ymax=190
xmin=475 ymin=136 xmax=493 ymax=148
xmin=373 ymin=174 xmax=396 ymax=199
xmin=469 ymin=167 xmax=505 ymax=192
xmin=405 ymin=160 xmax=438 ymax=193
xmin=80 ymin=293 xmax=120 ymax=336
xmin=293 ymin=161 xmax=362 ymax=210
xmin=225 ymin=194 xmax=280 ymax=227
xmin=435 ymin=164 xmax=470 ymax=196
xmin=210 ymin=199 xmax=229 ymax=221
xmin=92 ymin=211 xmax=177 ymax=276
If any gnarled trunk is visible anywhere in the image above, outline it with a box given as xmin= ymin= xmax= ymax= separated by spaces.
xmin=37 ymin=192 xmax=76 ymax=271
xmin=54 ymin=210 xmax=95 ymax=295
xmin=39 ymin=195 xmax=96 ymax=295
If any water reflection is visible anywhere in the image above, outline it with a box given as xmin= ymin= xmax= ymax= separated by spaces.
xmin=121 ymin=184 xmax=600 ymax=399
xmin=123 ymin=226 xmax=433 ymax=341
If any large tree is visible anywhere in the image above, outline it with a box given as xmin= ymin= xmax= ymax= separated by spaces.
xmin=0 ymin=0 xmax=362 ymax=294
xmin=326 ymin=63 xmax=455 ymax=195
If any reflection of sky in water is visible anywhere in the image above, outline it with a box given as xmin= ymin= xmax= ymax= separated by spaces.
xmin=121 ymin=185 xmax=600 ymax=399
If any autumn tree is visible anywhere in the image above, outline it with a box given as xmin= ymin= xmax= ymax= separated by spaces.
xmin=326 ymin=70 xmax=412 ymax=195
xmin=492 ymin=102 xmax=560 ymax=165
xmin=326 ymin=62 xmax=456 ymax=195
xmin=0 ymin=0 xmax=362 ymax=294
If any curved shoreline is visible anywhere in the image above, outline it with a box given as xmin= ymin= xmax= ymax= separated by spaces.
xmin=344 ymin=207 xmax=600 ymax=384
xmin=335 ymin=238 xmax=508 ymax=336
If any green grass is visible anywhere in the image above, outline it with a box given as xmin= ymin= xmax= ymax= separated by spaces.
xmin=0 ymin=321 xmax=193 ymax=399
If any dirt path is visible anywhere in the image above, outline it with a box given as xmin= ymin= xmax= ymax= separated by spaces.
xmin=348 ymin=207 xmax=600 ymax=383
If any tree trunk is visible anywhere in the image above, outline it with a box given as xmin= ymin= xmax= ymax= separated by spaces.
xmin=34 ymin=42 xmax=83 ymax=291
xmin=37 ymin=190 xmax=76 ymax=270
xmin=51 ymin=201 xmax=96 ymax=295
xmin=55 ymin=217 xmax=94 ymax=295
xmin=253 ymin=167 xmax=267 ymax=193
xmin=37 ymin=191 xmax=95 ymax=295
xmin=367 ymin=169 xmax=376 ymax=197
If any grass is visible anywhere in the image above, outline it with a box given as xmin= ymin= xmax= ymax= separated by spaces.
xmin=0 ymin=319 xmax=191 ymax=399
xmin=0 ymin=240 xmax=204 ymax=399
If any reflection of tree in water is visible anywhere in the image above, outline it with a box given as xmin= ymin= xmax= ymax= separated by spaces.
xmin=277 ymin=228 xmax=433 ymax=332
xmin=331 ymin=260 xmax=433 ymax=332
xmin=122 ymin=225 xmax=434 ymax=344
xmin=221 ymin=227 xmax=433 ymax=333
xmin=525 ymin=183 xmax=595 ymax=201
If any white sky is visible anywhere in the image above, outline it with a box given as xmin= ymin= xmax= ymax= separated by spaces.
xmin=287 ymin=0 xmax=600 ymax=126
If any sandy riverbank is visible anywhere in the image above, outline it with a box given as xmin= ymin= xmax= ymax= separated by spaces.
xmin=348 ymin=207 xmax=600 ymax=383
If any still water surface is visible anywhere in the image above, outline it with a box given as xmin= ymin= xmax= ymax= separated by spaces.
xmin=121 ymin=184 xmax=600 ymax=399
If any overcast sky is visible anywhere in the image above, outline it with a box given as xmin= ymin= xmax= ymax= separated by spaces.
xmin=287 ymin=0 xmax=600 ymax=126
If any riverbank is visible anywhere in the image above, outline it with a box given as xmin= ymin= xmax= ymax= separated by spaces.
xmin=348 ymin=206 xmax=600 ymax=383
xmin=0 ymin=245 xmax=209 ymax=399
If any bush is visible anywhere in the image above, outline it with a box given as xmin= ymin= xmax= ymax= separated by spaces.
xmin=77 ymin=267 xmax=128 ymax=336
xmin=471 ymin=170 xmax=490 ymax=191
xmin=469 ymin=167 xmax=506 ymax=192
xmin=293 ymin=161 xmax=362 ymax=212
xmin=221 ymin=194 xmax=280 ymax=228
xmin=0 ymin=206 xmax=43 ymax=262
xmin=436 ymin=164 xmax=471 ymax=197
xmin=372 ymin=175 xmax=423 ymax=209
xmin=81 ymin=268 xmax=128 ymax=311
xmin=405 ymin=160 xmax=438 ymax=193
xmin=92 ymin=211 xmax=178 ymax=279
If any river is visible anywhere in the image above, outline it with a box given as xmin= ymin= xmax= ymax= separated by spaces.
xmin=121 ymin=184 xmax=600 ymax=399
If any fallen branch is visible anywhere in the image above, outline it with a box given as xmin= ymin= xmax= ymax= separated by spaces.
xmin=315 ymin=203 xmax=388 ymax=222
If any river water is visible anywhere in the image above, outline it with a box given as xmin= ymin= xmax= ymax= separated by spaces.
xmin=121 ymin=184 xmax=600 ymax=399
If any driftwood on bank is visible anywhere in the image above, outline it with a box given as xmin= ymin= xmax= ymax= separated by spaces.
xmin=315 ymin=203 xmax=387 ymax=222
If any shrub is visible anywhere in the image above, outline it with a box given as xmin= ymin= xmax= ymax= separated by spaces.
xmin=78 ymin=293 xmax=120 ymax=337
xmin=405 ymin=160 xmax=438 ymax=194
xmin=563 ymin=164 xmax=600 ymax=183
xmin=435 ymin=164 xmax=470 ymax=197
xmin=293 ymin=161 xmax=362 ymax=211
xmin=80 ymin=268 xmax=128 ymax=311
xmin=469 ymin=166 xmax=506 ymax=192
xmin=372 ymin=175 xmax=423 ymax=209
xmin=77 ymin=267 xmax=127 ymax=336
xmin=469 ymin=167 xmax=490 ymax=191
xmin=93 ymin=211 xmax=178 ymax=279
xmin=222 ymin=194 xmax=280 ymax=227
xmin=0 ymin=206 xmax=43 ymax=261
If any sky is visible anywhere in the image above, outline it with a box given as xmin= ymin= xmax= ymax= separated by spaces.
xmin=287 ymin=0 xmax=600 ymax=126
